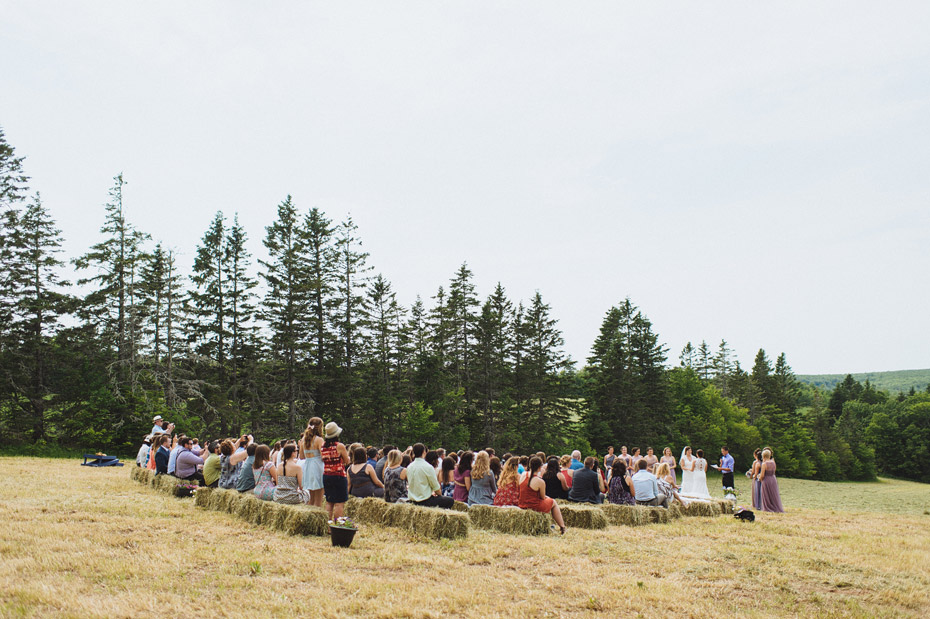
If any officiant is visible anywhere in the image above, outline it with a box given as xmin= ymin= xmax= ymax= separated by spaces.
xmin=718 ymin=446 xmax=734 ymax=489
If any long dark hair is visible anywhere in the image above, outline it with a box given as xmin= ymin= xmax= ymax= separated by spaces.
xmin=611 ymin=460 xmax=630 ymax=491
xmin=440 ymin=457 xmax=456 ymax=483
xmin=456 ymin=451 xmax=474 ymax=474
xmin=253 ymin=445 xmax=271 ymax=469
xmin=542 ymin=456 xmax=561 ymax=482
xmin=527 ymin=456 xmax=543 ymax=481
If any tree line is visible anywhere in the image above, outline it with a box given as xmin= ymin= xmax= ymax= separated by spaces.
xmin=1 ymin=128 xmax=927 ymax=483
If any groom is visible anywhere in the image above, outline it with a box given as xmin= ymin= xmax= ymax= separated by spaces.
xmin=719 ymin=447 xmax=734 ymax=489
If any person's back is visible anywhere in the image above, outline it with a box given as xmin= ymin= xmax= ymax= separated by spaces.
xmin=237 ymin=445 xmax=257 ymax=492
xmin=468 ymin=471 xmax=497 ymax=506
xmin=631 ymin=469 xmax=657 ymax=501
xmin=568 ymin=466 xmax=599 ymax=503
xmin=155 ymin=445 xmax=170 ymax=475
xmin=167 ymin=444 xmax=181 ymax=475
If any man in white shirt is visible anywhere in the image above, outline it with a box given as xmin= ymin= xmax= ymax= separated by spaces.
xmin=151 ymin=415 xmax=175 ymax=436
xmin=631 ymin=459 xmax=669 ymax=508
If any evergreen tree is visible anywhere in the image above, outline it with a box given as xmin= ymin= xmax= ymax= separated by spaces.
xmin=259 ymin=196 xmax=310 ymax=435
xmin=302 ymin=206 xmax=339 ymax=411
xmin=2 ymin=193 xmax=72 ymax=440
xmin=472 ymin=283 xmax=513 ymax=447
xmin=712 ymin=339 xmax=733 ymax=396
xmin=224 ymin=215 xmax=258 ymax=433
xmin=73 ymin=174 xmax=150 ymax=387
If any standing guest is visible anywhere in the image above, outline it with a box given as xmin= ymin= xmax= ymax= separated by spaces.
xmin=468 ymin=451 xmax=498 ymax=506
xmin=453 ymin=451 xmax=474 ymax=503
xmin=375 ymin=444 xmax=396 ymax=482
xmin=660 ymin=447 xmax=677 ymax=486
xmin=632 ymin=460 xmax=668 ymax=508
xmin=175 ymin=437 xmax=205 ymax=483
xmin=150 ymin=415 xmax=175 ymax=436
xmin=750 ymin=449 xmax=762 ymax=509
xmin=604 ymin=446 xmax=616 ymax=470
xmin=383 ymin=449 xmax=408 ymax=503
xmin=644 ymin=447 xmax=659 ymax=474
xmin=569 ymin=450 xmax=584 ymax=471
xmin=489 ymin=456 xmax=502 ymax=481
xmin=519 ymin=456 xmax=566 ymax=534
xmin=558 ymin=455 xmax=575 ymax=489
xmin=167 ymin=435 xmax=184 ymax=476
xmin=439 ymin=456 xmax=456 ymax=498
xmin=607 ymin=460 xmax=635 ymax=505
xmin=717 ymin=446 xmax=735 ymax=490
xmin=568 ymin=457 xmax=606 ymax=504
xmin=300 ymin=418 xmax=325 ymax=507
xmin=202 ymin=441 xmax=222 ymax=488
xmin=236 ymin=443 xmax=258 ymax=493
xmin=347 ymin=447 xmax=385 ymax=498
xmin=136 ymin=436 xmax=152 ymax=468
xmin=758 ymin=449 xmax=785 ymax=513
xmin=493 ymin=457 xmax=522 ymax=507
xmin=252 ymin=445 xmax=278 ymax=501
xmin=274 ymin=444 xmax=310 ymax=504
xmin=619 ymin=446 xmax=632 ymax=468
xmin=542 ymin=456 xmax=569 ymax=500
xmin=154 ymin=435 xmax=171 ymax=475
xmin=408 ymin=443 xmax=455 ymax=508
xmin=321 ymin=422 xmax=350 ymax=519
xmin=630 ymin=447 xmax=643 ymax=472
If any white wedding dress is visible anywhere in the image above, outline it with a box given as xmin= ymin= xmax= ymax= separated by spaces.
xmin=680 ymin=454 xmax=694 ymax=495
xmin=682 ymin=458 xmax=712 ymax=500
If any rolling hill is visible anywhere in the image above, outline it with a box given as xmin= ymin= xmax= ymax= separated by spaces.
xmin=796 ymin=368 xmax=930 ymax=394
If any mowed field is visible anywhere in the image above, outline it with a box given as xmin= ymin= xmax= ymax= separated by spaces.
xmin=1 ymin=458 xmax=929 ymax=618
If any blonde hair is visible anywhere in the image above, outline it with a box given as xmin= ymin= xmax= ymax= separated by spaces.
xmin=498 ymin=457 xmax=521 ymax=488
xmin=762 ymin=448 xmax=773 ymax=461
xmin=386 ymin=449 xmax=403 ymax=468
xmin=471 ymin=451 xmax=491 ymax=480
xmin=559 ymin=454 xmax=571 ymax=469
xmin=655 ymin=462 xmax=670 ymax=478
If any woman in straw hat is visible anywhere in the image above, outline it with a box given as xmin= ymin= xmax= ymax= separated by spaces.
xmin=321 ymin=421 xmax=350 ymax=520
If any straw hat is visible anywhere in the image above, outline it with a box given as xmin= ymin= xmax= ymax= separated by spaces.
xmin=324 ymin=422 xmax=343 ymax=439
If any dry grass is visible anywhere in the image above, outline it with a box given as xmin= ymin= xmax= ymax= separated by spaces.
xmin=3 ymin=457 xmax=930 ymax=617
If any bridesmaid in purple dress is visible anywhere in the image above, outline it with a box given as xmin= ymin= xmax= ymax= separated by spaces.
xmin=758 ymin=448 xmax=784 ymax=513
xmin=750 ymin=449 xmax=762 ymax=510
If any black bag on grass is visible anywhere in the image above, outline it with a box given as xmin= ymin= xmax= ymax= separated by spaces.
xmin=734 ymin=507 xmax=755 ymax=522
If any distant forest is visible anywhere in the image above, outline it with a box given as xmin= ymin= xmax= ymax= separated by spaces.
xmin=2 ymin=127 xmax=928 ymax=483
xmin=798 ymin=369 xmax=930 ymax=394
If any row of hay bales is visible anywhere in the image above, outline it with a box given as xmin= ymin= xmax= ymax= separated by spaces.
xmin=343 ymin=497 xmax=470 ymax=540
xmin=131 ymin=468 xmax=731 ymax=539
xmin=130 ymin=466 xmax=196 ymax=497
xmin=194 ymin=487 xmax=329 ymax=536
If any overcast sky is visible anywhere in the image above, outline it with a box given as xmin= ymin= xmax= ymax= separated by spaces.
xmin=3 ymin=2 xmax=929 ymax=374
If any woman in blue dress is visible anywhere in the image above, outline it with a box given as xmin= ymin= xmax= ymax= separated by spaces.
xmin=300 ymin=417 xmax=325 ymax=507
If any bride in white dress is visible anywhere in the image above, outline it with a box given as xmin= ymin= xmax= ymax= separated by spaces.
xmin=679 ymin=447 xmax=694 ymax=495
xmin=682 ymin=448 xmax=712 ymax=500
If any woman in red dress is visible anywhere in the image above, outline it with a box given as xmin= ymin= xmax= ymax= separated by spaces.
xmin=518 ymin=456 xmax=566 ymax=534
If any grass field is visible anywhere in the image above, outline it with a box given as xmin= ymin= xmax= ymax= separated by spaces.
xmin=1 ymin=457 xmax=929 ymax=617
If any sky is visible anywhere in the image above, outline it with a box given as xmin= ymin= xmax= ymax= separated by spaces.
xmin=2 ymin=1 xmax=929 ymax=375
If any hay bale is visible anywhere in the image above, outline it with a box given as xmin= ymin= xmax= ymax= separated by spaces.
xmin=451 ymin=501 xmax=469 ymax=512
xmin=280 ymin=505 xmax=328 ymax=536
xmin=668 ymin=503 xmax=683 ymax=520
xmin=681 ymin=501 xmax=718 ymax=518
xmin=259 ymin=501 xmax=290 ymax=529
xmin=559 ymin=503 xmax=608 ymax=529
xmin=468 ymin=505 xmax=550 ymax=535
xmin=715 ymin=500 xmax=734 ymax=515
xmin=645 ymin=506 xmax=671 ymax=524
xmin=194 ymin=486 xmax=213 ymax=508
xmin=600 ymin=504 xmax=648 ymax=527
xmin=237 ymin=494 xmax=264 ymax=525
xmin=345 ymin=498 xmax=469 ymax=539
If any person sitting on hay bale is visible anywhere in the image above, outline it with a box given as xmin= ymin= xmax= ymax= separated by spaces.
xmin=632 ymin=459 xmax=668 ymax=508
xmin=383 ymin=449 xmax=408 ymax=503
xmin=493 ymin=457 xmax=521 ymax=507
xmin=154 ymin=435 xmax=171 ymax=475
xmin=519 ymin=456 xmax=566 ymax=534
xmin=252 ymin=444 xmax=278 ymax=501
xmin=236 ymin=443 xmax=258 ymax=493
xmin=606 ymin=460 xmax=635 ymax=505
xmin=175 ymin=437 xmax=205 ymax=484
xmin=202 ymin=441 xmax=222 ymax=488
xmin=274 ymin=444 xmax=310 ymax=505
xmin=408 ymin=443 xmax=455 ymax=509
xmin=136 ymin=435 xmax=152 ymax=468
xmin=568 ymin=457 xmax=605 ymax=504
xmin=467 ymin=451 xmax=497 ymax=506
xmin=347 ymin=444 xmax=384 ymax=499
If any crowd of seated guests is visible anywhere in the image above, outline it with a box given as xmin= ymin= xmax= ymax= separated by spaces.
xmin=137 ymin=415 xmax=766 ymax=534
